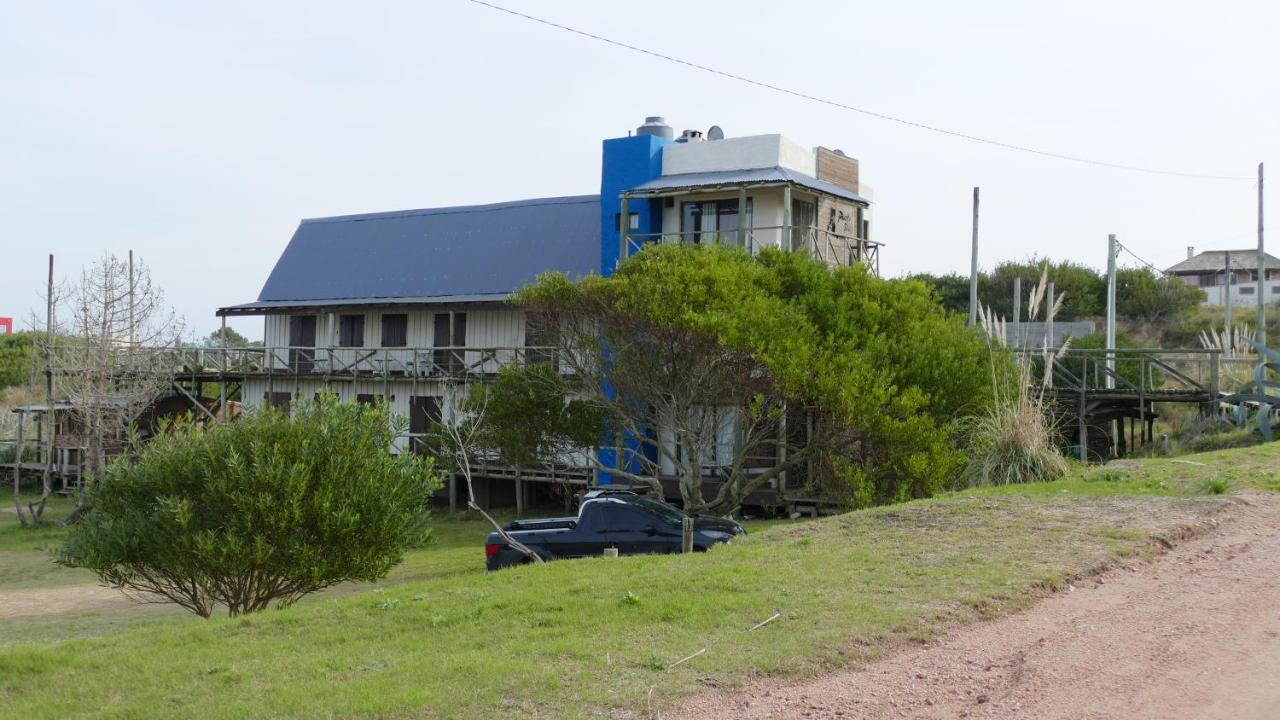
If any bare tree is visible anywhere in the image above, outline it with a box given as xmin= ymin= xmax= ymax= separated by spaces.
xmin=52 ymin=252 xmax=183 ymax=522
xmin=432 ymin=385 xmax=545 ymax=563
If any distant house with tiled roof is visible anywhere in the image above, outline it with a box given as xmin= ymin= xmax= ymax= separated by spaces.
xmin=1166 ymin=247 xmax=1280 ymax=306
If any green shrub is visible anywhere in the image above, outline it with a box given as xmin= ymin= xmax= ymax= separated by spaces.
xmin=964 ymin=270 xmax=1069 ymax=487
xmin=961 ymin=399 xmax=1068 ymax=486
xmin=1199 ymin=477 xmax=1230 ymax=495
xmin=1185 ymin=428 xmax=1261 ymax=454
xmin=59 ymin=398 xmax=440 ymax=617
xmin=0 ymin=331 xmax=40 ymax=389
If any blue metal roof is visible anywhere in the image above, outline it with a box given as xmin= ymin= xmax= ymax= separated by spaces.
xmin=625 ymin=167 xmax=870 ymax=204
xmin=225 ymin=195 xmax=601 ymax=312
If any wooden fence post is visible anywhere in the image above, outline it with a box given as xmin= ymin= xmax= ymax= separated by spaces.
xmin=681 ymin=517 xmax=694 ymax=554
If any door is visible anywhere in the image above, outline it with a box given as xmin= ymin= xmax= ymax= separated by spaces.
xmin=791 ymin=199 xmax=815 ymax=251
xmin=409 ymin=396 xmax=441 ymax=455
xmin=601 ymin=503 xmax=675 ymax=555
xmin=288 ymin=315 xmax=317 ymax=373
xmin=432 ymin=312 xmax=467 ymax=374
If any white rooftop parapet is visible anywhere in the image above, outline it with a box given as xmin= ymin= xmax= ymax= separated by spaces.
xmin=660 ymin=134 xmax=817 ymax=177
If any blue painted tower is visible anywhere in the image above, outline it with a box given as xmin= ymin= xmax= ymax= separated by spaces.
xmin=599 ymin=117 xmax=671 ymax=276
xmin=596 ymin=117 xmax=672 ymax=483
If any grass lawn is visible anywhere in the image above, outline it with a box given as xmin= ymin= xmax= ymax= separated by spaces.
xmin=0 ymin=445 xmax=1274 ymax=719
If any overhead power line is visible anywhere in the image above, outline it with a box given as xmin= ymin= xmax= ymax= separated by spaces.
xmin=467 ymin=0 xmax=1254 ymax=182
xmin=1116 ymin=241 xmax=1172 ymax=275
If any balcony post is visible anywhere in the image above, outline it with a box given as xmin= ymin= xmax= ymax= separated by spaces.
xmin=782 ymin=184 xmax=792 ymax=251
xmin=737 ymin=187 xmax=748 ymax=250
xmin=618 ymin=194 xmax=629 ymax=265
xmin=219 ymin=313 xmax=227 ymax=423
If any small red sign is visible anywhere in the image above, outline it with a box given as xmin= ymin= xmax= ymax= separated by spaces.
xmin=0 ymin=318 xmax=11 ymax=335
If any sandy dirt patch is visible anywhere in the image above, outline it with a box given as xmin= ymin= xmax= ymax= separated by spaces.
xmin=0 ymin=584 xmax=129 ymax=620
xmin=675 ymin=495 xmax=1280 ymax=720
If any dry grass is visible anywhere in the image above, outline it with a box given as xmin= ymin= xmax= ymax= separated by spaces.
xmin=964 ymin=266 xmax=1069 ymax=487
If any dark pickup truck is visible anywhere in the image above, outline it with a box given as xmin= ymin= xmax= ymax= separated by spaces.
xmin=485 ymin=491 xmax=745 ymax=570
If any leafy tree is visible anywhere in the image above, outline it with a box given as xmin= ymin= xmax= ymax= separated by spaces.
xmin=985 ymin=259 xmax=1104 ymax=320
xmin=454 ymin=363 xmax=604 ymax=474
xmin=906 ymin=273 xmax=972 ymax=316
xmin=59 ymin=398 xmax=439 ymax=617
xmin=515 ymin=244 xmax=996 ymax=513
xmin=199 ymin=326 xmax=261 ymax=348
xmin=1114 ymin=267 xmax=1205 ymax=323
xmin=0 ymin=331 xmax=39 ymax=389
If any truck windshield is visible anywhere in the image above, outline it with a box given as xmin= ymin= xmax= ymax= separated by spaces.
xmin=627 ymin=497 xmax=688 ymax=525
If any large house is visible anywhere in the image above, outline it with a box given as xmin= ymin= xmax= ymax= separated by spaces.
xmin=1166 ymin=247 xmax=1280 ymax=306
xmin=217 ymin=117 xmax=878 ymax=508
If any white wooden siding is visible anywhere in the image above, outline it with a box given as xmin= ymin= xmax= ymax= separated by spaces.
xmin=260 ymin=306 xmax=527 ymax=371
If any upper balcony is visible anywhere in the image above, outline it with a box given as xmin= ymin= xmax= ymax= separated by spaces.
xmin=618 ymin=165 xmax=879 ymax=273
xmin=622 ymin=226 xmax=880 ymax=272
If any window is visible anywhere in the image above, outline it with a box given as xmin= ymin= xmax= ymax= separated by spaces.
xmin=356 ymin=393 xmax=378 ymax=406
xmin=681 ymin=199 xmax=753 ymax=244
xmin=287 ymin=315 xmax=316 ymax=373
xmin=433 ymin=312 xmax=467 ymax=373
xmin=1240 ymin=286 xmax=1256 ymax=295
xmin=615 ymin=212 xmax=639 ymax=231
xmin=380 ymin=313 xmax=408 ymax=347
xmin=409 ymin=396 xmax=442 ymax=455
xmin=338 ymin=314 xmax=365 ymax=347
xmin=525 ymin=318 xmax=557 ymax=369
xmin=266 ymin=392 xmax=291 ymax=413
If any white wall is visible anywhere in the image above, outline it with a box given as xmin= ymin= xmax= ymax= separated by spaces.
xmin=660 ymin=134 xmax=816 ymax=176
xmin=1201 ymin=281 xmax=1280 ymax=306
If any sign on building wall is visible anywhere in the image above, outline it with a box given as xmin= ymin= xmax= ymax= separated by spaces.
xmin=0 ymin=317 xmax=12 ymax=335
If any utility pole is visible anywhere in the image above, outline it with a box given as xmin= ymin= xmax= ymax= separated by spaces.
xmin=40 ymin=254 xmax=55 ymax=519
xmin=1106 ymin=234 xmax=1117 ymax=387
xmin=128 ymin=249 xmax=136 ymax=347
xmin=969 ymin=187 xmax=980 ymax=326
xmin=1259 ymin=162 xmax=1266 ymax=347
xmin=1106 ymin=234 xmax=1118 ymax=457
xmin=1012 ymin=276 xmax=1022 ymax=348
xmin=1046 ymin=282 xmax=1056 ymax=387
xmin=1224 ymin=250 xmax=1232 ymax=357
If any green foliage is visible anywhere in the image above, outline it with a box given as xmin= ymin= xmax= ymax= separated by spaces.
xmin=913 ymin=260 xmax=1207 ymax=332
xmin=58 ymin=398 xmax=440 ymax=617
xmin=1115 ymin=267 xmax=1206 ymax=323
xmin=961 ymin=400 xmax=1069 ymax=487
xmin=985 ymin=259 xmax=1105 ymax=320
xmin=1160 ymin=300 xmax=1280 ymax=348
xmin=0 ymin=331 xmax=40 ymax=389
xmin=454 ymin=363 xmax=605 ymax=470
xmin=1056 ymin=331 xmax=1157 ymax=387
xmin=1198 ymin=477 xmax=1230 ymax=495
xmin=519 ymin=244 xmax=997 ymax=508
xmin=905 ymin=272 xmax=971 ymax=316
xmin=199 ymin=326 xmax=261 ymax=348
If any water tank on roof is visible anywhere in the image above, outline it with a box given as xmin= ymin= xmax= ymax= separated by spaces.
xmin=636 ymin=116 xmax=674 ymax=141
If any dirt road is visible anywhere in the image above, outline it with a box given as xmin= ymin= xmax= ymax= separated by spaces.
xmin=676 ymin=496 xmax=1280 ymax=720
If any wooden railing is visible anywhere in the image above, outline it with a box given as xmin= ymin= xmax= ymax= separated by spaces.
xmin=623 ymin=225 xmax=880 ymax=271
xmin=1031 ymin=348 xmax=1221 ymax=401
xmin=162 ymin=345 xmax=563 ymax=380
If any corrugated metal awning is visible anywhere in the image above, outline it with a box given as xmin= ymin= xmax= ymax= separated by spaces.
xmin=217 ymin=293 xmax=512 ymax=317
xmin=624 ymin=167 xmax=870 ymax=204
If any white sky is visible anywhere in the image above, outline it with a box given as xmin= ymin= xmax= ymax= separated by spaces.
xmin=1 ymin=1 xmax=1274 ymax=340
